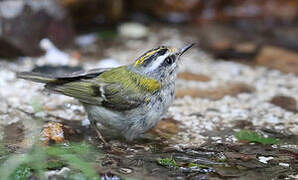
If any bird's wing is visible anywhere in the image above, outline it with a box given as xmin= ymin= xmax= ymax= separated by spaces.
xmin=46 ymin=80 xmax=105 ymax=105
xmin=46 ymin=66 xmax=146 ymax=110
xmin=41 ymin=68 xmax=109 ymax=105
xmin=99 ymin=83 xmax=145 ymax=110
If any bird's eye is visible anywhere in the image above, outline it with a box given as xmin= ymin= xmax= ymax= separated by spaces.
xmin=165 ymin=56 xmax=175 ymax=65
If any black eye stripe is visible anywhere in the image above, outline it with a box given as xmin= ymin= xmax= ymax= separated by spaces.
xmin=142 ymin=48 xmax=168 ymax=67
xmin=162 ymin=55 xmax=176 ymax=67
xmin=156 ymin=49 xmax=168 ymax=56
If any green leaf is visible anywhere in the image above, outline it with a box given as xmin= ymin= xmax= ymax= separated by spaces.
xmin=46 ymin=159 xmax=66 ymax=169
xmin=10 ymin=165 xmax=32 ymax=180
xmin=234 ymin=130 xmax=280 ymax=145
xmin=157 ymin=158 xmax=178 ymax=168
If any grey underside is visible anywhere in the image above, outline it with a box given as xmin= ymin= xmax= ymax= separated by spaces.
xmin=83 ymin=82 xmax=175 ymax=141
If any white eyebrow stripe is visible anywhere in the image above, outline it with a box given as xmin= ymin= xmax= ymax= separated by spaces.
xmin=148 ymin=53 xmax=169 ymax=71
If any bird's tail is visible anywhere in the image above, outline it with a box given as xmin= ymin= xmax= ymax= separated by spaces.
xmin=17 ymin=72 xmax=101 ymax=105
xmin=16 ymin=72 xmax=57 ymax=84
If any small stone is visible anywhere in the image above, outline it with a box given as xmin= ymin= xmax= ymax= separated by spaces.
xmin=119 ymin=168 xmax=132 ymax=174
xmin=45 ymin=167 xmax=71 ymax=179
xmin=289 ymin=175 xmax=298 ymax=179
xmin=210 ymin=40 xmax=232 ymax=51
xmin=258 ymin=156 xmax=274 ymax=164
xmin=0 ymin=101 xmax=8 ymax=114
xmin=278 ymin=163 xmax=290 ymax=167
xmin=266 ymin=115 xmax=279 ymax=124
xmin=290 ymin=126 xmax=298 ymax=135
xmin=118 ymin=22 xmax=148 ymax=39
xmin=75 ymin=33 xmax=98 ymax=47
xmin=3 ymin=121 xmax=25 ymax=145
xmin=270 ymin=95 xmax=297 ymax=113
xmin=175 ymin=83 xmax=254 ymax=100
xmin=150 ymin=118 xmax=180 ymax=138
xmin=235 ymin=42 xmax=257 ymax=53
xmin=256 ymin=46 xmax=298 ymax=75
xmin=81 ymin=118 xmax=90 ymax=126
xmin=178 ymin=72 xmax=210 ymax=82
xmin=39 ymin=39 xmax=70 ymax=65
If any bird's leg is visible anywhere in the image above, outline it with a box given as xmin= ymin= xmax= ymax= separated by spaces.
xmin=90 ymin=121 xmax=108 ymax=145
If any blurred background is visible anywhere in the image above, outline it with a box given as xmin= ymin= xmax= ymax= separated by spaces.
xmin=1 ymin=0 xmax=298 ymax=70
xmin=0 ymin=1 xmax=298 ymax=179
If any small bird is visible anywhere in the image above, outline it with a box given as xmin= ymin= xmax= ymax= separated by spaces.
xmin=17 ymin=44 xmax=194 ymax=143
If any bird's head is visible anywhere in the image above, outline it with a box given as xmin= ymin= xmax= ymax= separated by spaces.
xmin=130 ymin=44 xmax=195 ymax=84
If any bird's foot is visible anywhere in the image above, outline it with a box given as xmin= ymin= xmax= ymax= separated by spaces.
xmin=91 ymin=121 xmax=109 ymax=146
xmin=94 ymin=127 xmax=108 ymax=145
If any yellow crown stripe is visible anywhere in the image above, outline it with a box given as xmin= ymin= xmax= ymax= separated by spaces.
xmin=168 ymin=47 xmax=177 ymax=52
xmin=134 ymin=49 xmax=160 ymax=66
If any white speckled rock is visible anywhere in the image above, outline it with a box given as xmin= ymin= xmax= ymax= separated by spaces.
xmin=0 ymin=26 xmax=297 ymax=146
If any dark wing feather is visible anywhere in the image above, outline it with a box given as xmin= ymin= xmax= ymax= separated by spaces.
xmin=17 ymin=68 xmax=111 ymax=84
xmin=53 ymin=68 xmax=111 ymax=79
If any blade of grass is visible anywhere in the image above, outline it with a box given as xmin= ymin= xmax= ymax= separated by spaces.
xmin=235 ymin=130 xmax=280 ymax=145
xmin=59 ymin=154 xmax=99 ymax=180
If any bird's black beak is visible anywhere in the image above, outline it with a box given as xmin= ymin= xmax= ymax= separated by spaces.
xmin=179 ymin=43 xmax=195 ymax=56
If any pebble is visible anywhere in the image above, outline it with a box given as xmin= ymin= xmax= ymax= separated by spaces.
xmin=119 ymin=168 xmax=133 ymax=174
xmin=279 ymin=163 xmax=290 ymax=167
xmin=118 ymin=22 xmax=148 ymax=39
xmin=75 ymin=33 xmax=98 ymax=47
xmin=0 ymin=101 xmax=8 ymax=114
xmin=44 ymin=167 xmax=71 ymax=179
xmin=39 ymin=38 xmax=70 ymax=65
xmin=81 ymin=118 xmax=91 ymax=126
xmin=258 ymin=156 xmax=274 ymax=164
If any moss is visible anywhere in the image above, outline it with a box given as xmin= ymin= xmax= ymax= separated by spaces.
xmin=46 ymin=159 xmax=66 ymax=170
xmin=235 ymin=130 xmax=280 ymax=145
xmin=0 ymin=143 xmax=100 ymax=180
xmin=0 ymin=143 xmax=9 ymax=158
xmin=157 ymin=158 xmax=179 ymax=168
xmin=158 ymin=158 xmax=211 ymax=171
xmin=10 ymin=165 xmax=32 ymax=180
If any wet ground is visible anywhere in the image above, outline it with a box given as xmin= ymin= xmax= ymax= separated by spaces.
xmin=0 ymin=24 xmax=297 ymax=179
